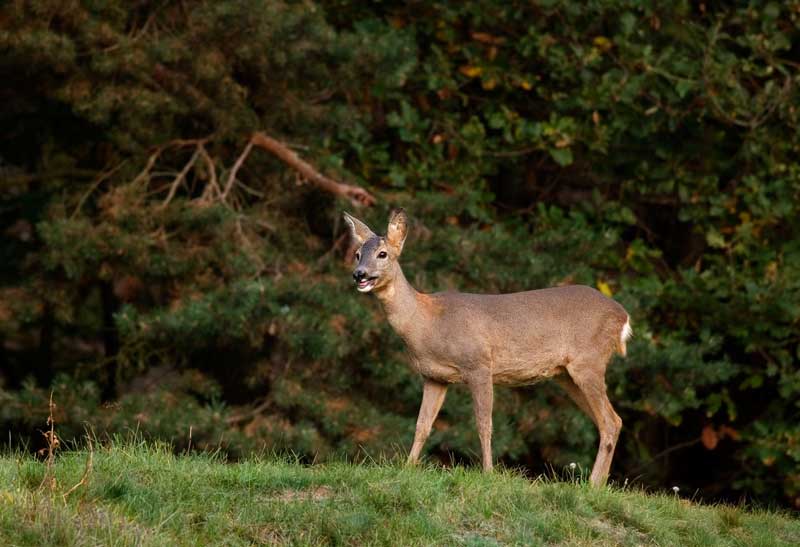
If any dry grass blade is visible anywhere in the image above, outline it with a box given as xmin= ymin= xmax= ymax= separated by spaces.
xmin=38 ymin=391 xmax=60 ymax=492
xmin=62 ymin=436 xmax=94 ymax=502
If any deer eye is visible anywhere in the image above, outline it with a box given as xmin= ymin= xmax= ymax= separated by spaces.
xmin=377 ymin=251 xmax=388 ymax=259
xmin=355 ymin=252 xmax=361 ymax=261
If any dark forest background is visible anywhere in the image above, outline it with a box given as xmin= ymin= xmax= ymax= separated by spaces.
xmin=1 ymin=0 xmax=799 ymax=509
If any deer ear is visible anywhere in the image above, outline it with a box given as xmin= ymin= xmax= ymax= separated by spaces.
xmin=343 ymin=212 xmax=375 ymax=246
xmin=386 ymin=208 xmax=408 ymax=255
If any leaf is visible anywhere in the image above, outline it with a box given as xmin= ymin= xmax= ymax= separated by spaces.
xmin=487 ymin=112 xmax=506 ymax=129
xmin=706 ymin=229 xmax=726 ymax=248
xmin=676 ymin=80 xmax=694 ymax=99
xmin=549 ymin=147 xmax=573 ymax=166
xmin=739 ymin=374 xmax=763 ymax=390
xmin=620 ymin=12 xmax=637 ymax=36
xmin=719 ymin=425 xmax=741 ymax=441
xmin=701 ymin=425 xmax=719 ymax=450
xmin=592 ymin=36 xmax=613 ymax=52
xmin=459 ymin=65 xmax=482 ymax=78
xmin=596 ymin=281 xmax=613 ymax=297
xmin=470 ymin=32 xmax=505 ymax=45
xmin=554 ymin=137 xmax=571 ymax=148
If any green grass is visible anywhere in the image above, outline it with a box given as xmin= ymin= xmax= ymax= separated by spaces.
xmin=0 ymin=443 xmax=797 ymax=546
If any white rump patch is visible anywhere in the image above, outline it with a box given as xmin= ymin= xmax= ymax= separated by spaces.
xmin=621 ymin=318 xmax=633 ymax=343
xmin=619 ymin=317 xmax=633 ymax=356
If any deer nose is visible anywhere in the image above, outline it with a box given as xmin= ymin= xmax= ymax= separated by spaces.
xmin=353 ymin=269 xmax=367 ymax=282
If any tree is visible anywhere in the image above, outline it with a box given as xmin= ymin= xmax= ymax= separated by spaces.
xmin=1 ymin=0 xmax=799 ymax=507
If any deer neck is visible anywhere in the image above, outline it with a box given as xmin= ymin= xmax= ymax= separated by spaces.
xmin=374 ymin=263 xmax=421 ymax=336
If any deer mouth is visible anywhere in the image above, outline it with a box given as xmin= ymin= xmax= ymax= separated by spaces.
xmin=356 ymin=276 xmax=378 ymax=292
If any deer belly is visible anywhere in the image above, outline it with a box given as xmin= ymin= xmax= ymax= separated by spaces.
xmin=411 ymin=359 xmax=463 ymax=384
xmin=491 ymin=351 xmax=564 ymax=386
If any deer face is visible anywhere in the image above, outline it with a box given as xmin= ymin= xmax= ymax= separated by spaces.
xmin=343 ymin=209 xmax=408 ymax=294
xmin=351 ymin=235 xmax=393 ymax=292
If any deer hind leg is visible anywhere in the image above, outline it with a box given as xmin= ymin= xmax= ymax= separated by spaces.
xmin=467 ymin=372 xmax=494 ymax=472
xmin=553 ymin=375 xmax=597 ymax=427
xmin=565 ymin=361 xmax=622 ymax=486
xmin=407 ymin=379 xmax=448 ymax=465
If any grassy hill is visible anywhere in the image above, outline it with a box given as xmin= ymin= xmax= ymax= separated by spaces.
xmin=0 ymin=443 xmax=797 ymax=546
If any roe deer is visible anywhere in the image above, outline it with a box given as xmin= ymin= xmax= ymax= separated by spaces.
xmin=343 ymin=209 xmax=631 ymax=485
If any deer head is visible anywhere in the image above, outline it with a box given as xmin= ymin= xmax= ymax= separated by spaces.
xmin=343 ymin=209 xmax=408 ymax=293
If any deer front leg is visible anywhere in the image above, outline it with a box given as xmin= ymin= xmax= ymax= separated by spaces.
xmin=468 ymin=373 xmax=494 ymax=472
xmin=407 ymin=379 xmax=448 ymax=465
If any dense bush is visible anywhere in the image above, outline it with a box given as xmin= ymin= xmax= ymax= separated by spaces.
xmin=1 ymin=1 xmax=799 ymax=507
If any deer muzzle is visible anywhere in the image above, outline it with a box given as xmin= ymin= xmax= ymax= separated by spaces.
xmin=353 ymin=269 xmax=377 ymax=292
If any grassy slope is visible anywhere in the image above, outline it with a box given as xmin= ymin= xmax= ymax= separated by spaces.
xmin=0 ymin=444 xmax=797 ymax=546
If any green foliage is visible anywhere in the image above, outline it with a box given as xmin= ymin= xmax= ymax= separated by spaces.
xmin=2 ymin=0 xmax=800 ymax=508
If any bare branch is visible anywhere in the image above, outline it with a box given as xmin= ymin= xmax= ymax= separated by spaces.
xmin=131 ymin=133 xmax=372 ymax=209
xmin=226 ymin=398 xmax=272 ymax=425
xmin=168 ymin=137 xmax=209 ymax=148
xmin=160 ymin=147 xmax=200 ymax=208
xmin=132 ymin=147 xmax=166 ymax=186
xmin=250 ymin=132 xmax=376 ymax=207
xmin=197 ymin=145 xmax=221 ymax=203
xmin=222 ymin=140 xmax=254 ymax=201
xmin=71 ymin=161 xmax=128 ymax=218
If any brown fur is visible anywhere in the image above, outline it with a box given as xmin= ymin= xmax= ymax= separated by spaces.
xmin=415 ymin=293 xmax=444 ymax=317
xmin=343 ymin=209 xmax=630 ymax=486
